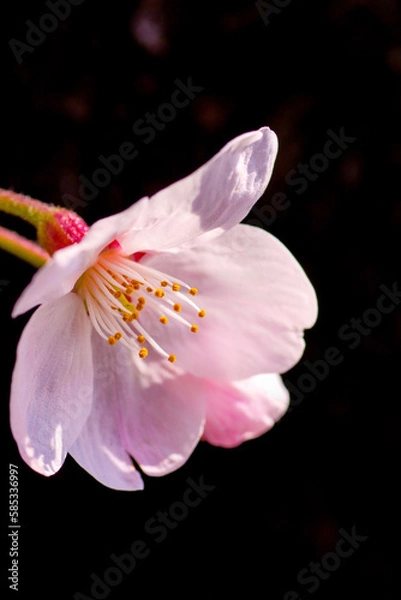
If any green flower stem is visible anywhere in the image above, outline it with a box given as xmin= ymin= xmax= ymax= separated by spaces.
xmin=0 ymin=188 xmax=52 ymax=228
xmin=0 ymin=226 xmax=49 ymax=268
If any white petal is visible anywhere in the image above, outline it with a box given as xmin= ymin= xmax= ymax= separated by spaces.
xmin=140 ymin=224 xmax=318 ymax=380
xmin=10 ymin=293 xmax=93 ymax=476
xmin=75 ymin=336 xmax=206 ymax=478
xmin=118 ymin=354 xmax=206 ymax=476
xmin=119 ymin=127 xmax=278 ymax=253
xmin=69 ymin=335 xmax=144 ymax=491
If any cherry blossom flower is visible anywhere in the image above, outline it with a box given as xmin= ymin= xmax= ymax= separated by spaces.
xmin=8 ymin=128 xmax=317 ymax=490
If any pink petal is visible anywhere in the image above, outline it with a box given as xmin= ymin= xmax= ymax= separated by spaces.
xmin=10 ymin=293 xmax=93 ymax=476
xmin=12 ymin=198 xmax=149 ymax=317
xmin=140 ymin=224 xmax=318 ymax=380
xmin=77 ymin=336 xmax=206 ymax=478
xmin=70 ymin=334 xmax=205 ymax=483
xmin=118 ymin=354 xmax=206 ymax=477
xmin=69 ymin=333 xmax=144 ymax=491
xmin=119 ymin=127 xmax=278 ymax=253
xmin=202 ymin=373 xmax=289 ymax=447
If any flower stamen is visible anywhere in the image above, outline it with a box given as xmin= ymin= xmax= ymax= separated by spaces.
xmin=76 ymin=250 xmax=207 ymax=363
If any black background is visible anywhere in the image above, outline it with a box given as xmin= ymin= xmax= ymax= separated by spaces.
xmin=0 ymin=1 xmax=400 ymax=598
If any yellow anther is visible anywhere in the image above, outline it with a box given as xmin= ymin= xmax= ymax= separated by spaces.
xmin=155 ymin=288 xmax=165 ymax=298
xmin=125 ymin=285 xmax=134 ymax=295
xmin=127 ymin=312 xmax=138 ymax=321
xmin=137 ymin=297 xmax=146 ymax=305
xmin=134 ymin=283 xmax=141 ymax=290
xmin=198 ymin=309 xmax=206 ymax=318
xmin=160 ymin=280 xmax=169 ymax=287
xmin=114 ymin=332 xmax=122 ymax=340
xmin=172 ymin=283 xmax=180 ymax=292
xmin=190 ymin=325 xmax=199 ymax=333
xmin=137 ymin=334 xmax=146 ymax=344
xmin=189 ymin=287 xmax=198 ymax=296
xmin=168 ymin=354 xmax=177 ymax=363
xmin=108 ymin=336 xmax=117 ymax=346
xmin=173 ymin=303 xmax=182 ymax=312
xmin=159 ymin=316 xmax=168 ymax=324
xmin=114 ymin=290 xmax=122 ymax=299
xmin=146 ymin=286 xmax=153 ymax=292
xmin=139 ymin=348 xmax=148 ymax=359
xmin=136 ymin=303 xmax=144 ymax=311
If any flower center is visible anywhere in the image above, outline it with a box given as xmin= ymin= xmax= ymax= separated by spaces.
xmin=75 ymin=250 xmax=206 ymax=363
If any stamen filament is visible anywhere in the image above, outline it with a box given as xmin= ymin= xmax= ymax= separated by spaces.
xmin=76 ymin=249 xmax=206 ymax=363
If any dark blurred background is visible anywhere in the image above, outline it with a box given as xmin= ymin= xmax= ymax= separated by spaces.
xmin=0 ymin=0 xmax=400 ymax=598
